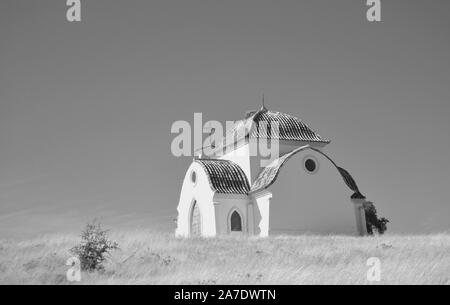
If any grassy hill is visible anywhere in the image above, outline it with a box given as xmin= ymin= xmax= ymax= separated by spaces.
xmin=0 ymin=231 xmax=449 ymax=284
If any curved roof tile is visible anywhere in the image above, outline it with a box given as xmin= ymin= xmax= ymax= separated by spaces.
xmin=250 ymin=145 xmax=365 ymax=199
xmin=251 ymin=110 xmax=329 ymax=143
xmin=195 ymin=159 xmax=250 ymax=194
xmin=213 ymin=108 xmax=329 ymax=154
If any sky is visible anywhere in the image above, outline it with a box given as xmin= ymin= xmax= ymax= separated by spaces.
xmin=1 ymin=0 xmax=449 ymax=238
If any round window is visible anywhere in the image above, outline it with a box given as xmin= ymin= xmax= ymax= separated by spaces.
xmin=303 ymin=156 xmax=319 ymax=174
xmin=191 ymin=170 xmax=197 ymax=184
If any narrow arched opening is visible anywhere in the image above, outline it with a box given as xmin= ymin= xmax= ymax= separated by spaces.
xmin=230 ymin=210 xmax=242 ymax=232
xmin=190 ymin=200 xmax=201 ymax=237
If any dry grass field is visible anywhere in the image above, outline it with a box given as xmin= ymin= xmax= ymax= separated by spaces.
xmin=0 ymin=230 xmax=449 ymax=285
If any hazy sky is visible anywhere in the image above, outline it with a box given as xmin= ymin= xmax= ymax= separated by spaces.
xmin=1 ymin=0 xmax=449 ymax=238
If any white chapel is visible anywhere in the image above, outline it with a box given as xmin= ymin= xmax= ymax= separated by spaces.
xmin=176 ymin=105 xmax=371 ymax=237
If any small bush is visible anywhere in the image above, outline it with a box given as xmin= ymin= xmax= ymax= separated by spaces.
xmin=364 ymin=203 xmax=389 ymax=235
xmin=70 ymin=220 xmax=119 ymax=271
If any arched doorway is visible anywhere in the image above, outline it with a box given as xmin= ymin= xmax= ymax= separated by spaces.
xmin=230 ymin=210 xmax=242 ymax=232
xmin=190 ymin=200 xmax=201 ymax=236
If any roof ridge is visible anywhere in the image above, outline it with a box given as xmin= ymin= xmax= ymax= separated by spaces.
xmin=207 ymin=108 xmax=330 ymax=157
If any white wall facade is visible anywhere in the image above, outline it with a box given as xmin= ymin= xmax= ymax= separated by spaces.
xmin=264 ymin=149 xmax=358 ymax=235
xmin=213 ymin=194 xmax=250 ymax=235
xmin=248 ymin=139 xmax=327 ymax=185
xmin=176 ymin=162 xmax=216 ymax=237
xmin=250 ymin=191 xmax=272 ymax=237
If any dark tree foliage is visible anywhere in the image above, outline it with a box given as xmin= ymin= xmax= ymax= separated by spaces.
xmin=70 ymin=220 xmax=119 ymax=271
xmin=364 ymin=203 xmax=389 ymax=235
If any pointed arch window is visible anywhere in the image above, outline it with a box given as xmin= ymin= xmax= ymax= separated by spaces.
xmin=230 ymin=210 xmax=242 ymax=232
xmin=190 ymin=200 xmax=201 ymax=236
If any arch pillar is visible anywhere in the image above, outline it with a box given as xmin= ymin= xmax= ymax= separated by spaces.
xmin=351 ymin=198 xmax=368 ymax=236
xmin=252 ymin=190 xmax=272 ymax=237
xmin=247 ymin=202 xmax=255 ymax=235
xmin=213 ymin=201 xmax=221 ymax=235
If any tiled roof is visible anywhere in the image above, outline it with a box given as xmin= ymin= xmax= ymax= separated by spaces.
xmin=250 ymin=150 xmax=295 ymax=193
xmin=195 ymin=159 xmax=250 ymax=194
xmin=337 ymin=167 xmax=365 ymax=199
xmin=250 ymin=109 xmax=329 ymax=143
xmin=212 ymin=108 xmax=329 ymax=154
xmin=195 ymin=147 xmax=364 ymax=198
xmin=250 ymin=146 xmax=365 ymax=199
